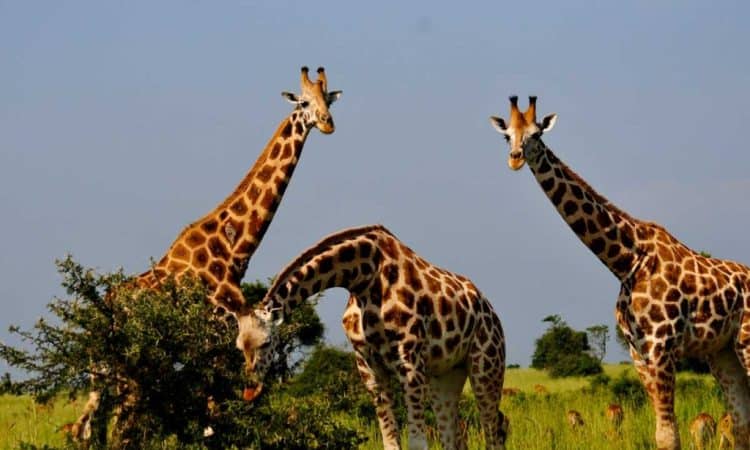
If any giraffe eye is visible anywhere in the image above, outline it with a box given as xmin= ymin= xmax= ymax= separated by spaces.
xmin=504 ymin=135 xmax=510 ymax=142
xmin=299 ymin=100 xmax=309 ymax=108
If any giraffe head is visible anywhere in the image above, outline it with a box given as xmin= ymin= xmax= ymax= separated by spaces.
xmin=235 ymin=306 xmax=283 ymax=402
xmin=490 ymin=96 xmax=557 ymax=170
xmin=281 ymin=66 xmax=342 ymax=134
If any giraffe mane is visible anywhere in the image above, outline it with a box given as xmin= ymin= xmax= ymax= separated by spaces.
xmin=266 ymin=224 xmax=391 ymax=298
xmin=554 ymin=155 xmax=635 ymax=222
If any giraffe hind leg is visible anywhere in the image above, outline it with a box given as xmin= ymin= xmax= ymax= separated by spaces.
xmin=467 ymin=323 xmax=507 ymax=450
xmin=728 ymin=308 xmax=750 ymax=450
xmin=429 ymin=367 xmax=468 ymax=450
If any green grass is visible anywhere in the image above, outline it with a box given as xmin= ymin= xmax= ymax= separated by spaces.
xmin=0 ymin=365 xmax=729 ymax=449
xmin=356 ymin=365 xmax=727 ymax=450
xmin=0 ymin=394 xmax=84 ymax=449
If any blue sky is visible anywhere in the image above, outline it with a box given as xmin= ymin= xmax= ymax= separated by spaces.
xmin=2 ymin=1 xmax=749 ymax=371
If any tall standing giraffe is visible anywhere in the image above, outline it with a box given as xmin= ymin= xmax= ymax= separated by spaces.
xmin=137 ymin=65 xmax=341 ymax=311
xmin=490 ymin=96 xmax=750 ymax=450
xmin=71 ymin=66 xmax=341 ymax=441
xmin=236 ymin=225 xmax=508 ymax=450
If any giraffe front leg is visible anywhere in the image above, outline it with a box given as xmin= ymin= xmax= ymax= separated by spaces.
xmin=630 ymin=345 xmax=680 ymax=450
xmin=709 ymin=347 xmax=750 ymax=450
xmin=353 ymin=352 xmax=401 ymax=450
xmin=429 ymin=367 xmax=469 ymax=450
xmin=71 ymin=389 xmax=101 ymax=442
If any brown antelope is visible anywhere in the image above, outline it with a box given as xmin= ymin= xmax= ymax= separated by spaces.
xmin=719 ymin=412 xmax=735 ymax=449
xmin=502 ymin=387 xmax=521 ymax=397
xmin=533 ymin=384 xmax=549 ymax=395
xmin=606 ymin=403 xmax=624 ymax=430
xmin=567 ymin=410 xmax=584 ymax=430
xmin=689 ymin=413 xmax=716 ymax=450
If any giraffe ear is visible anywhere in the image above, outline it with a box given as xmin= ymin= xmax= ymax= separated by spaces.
xmin=268 ymin=306 xmax=284 ymax=328
xmin=540 ymin=113 xmax=557 ymax=133
xmin=326 ymin=90 xmax=342 ymax=105
xmin=489 ymin=116 xmax=508 ymax=134
xmin=281 ymin=92 xmax=299 ymax=104
xmin=253 ymin=308 xmax=272 ymax=323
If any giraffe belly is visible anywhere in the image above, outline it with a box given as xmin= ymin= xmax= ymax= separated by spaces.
xmin=424 ymin=337 xmax=471 ymax=374
xmin=680 ymin=298 xmax=741 ymax=358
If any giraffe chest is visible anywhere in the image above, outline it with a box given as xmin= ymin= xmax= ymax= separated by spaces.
xmin=624 ymin=271 xmax=745 ymax=358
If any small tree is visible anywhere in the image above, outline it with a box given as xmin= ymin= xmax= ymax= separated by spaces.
xmin=532 ymin=315 xmax=602 ymax=377
xmin=0 ymin=257 xmax=360 ymax=449
xmin=0 ymin=372 xmax=21 ymax=395
xmin=586 ymin=324 xmax=609 ymax=363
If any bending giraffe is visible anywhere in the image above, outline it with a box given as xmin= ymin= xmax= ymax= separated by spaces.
xmin=236 ymin=225 xmax=508 ymax=450
xmin=71 ymin=66 xmax=341 ymax=441
xmin=490 ymin=96 xmax=750 ymax=450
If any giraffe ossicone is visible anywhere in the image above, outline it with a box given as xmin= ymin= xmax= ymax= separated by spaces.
xmin=491 ymin=96 xmax=750 ymax=450
xmin=238 ymin=224 xmax=509 ymax=450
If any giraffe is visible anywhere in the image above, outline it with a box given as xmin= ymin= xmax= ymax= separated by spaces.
xmin=235 ymin=224 xmax=508 ymax=450
xmin=135 ymin=65 xmax=341 ymax=311
xmin=71 ymin=66 xmax=341 ymax=441
xmin=490 ymin=95 xmax=750 ymax=449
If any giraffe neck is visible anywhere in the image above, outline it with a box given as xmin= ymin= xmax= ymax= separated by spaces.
xmin=262 ymin=225 xmax=385 ymax=315
xmin=152 ymin=111 xmax=311 ymax=289
xmin=527 ymin=144 xmax=645 ymax=280
xmin=213 ymin=111 xmax=311 ymax=265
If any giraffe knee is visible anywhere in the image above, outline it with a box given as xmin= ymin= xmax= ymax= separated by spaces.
xmin=655 ymin=423 xmax=680 ymax=450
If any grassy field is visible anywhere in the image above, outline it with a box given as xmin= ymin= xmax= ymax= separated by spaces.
xmin=0 ymin=364 xmax=728 ymax=449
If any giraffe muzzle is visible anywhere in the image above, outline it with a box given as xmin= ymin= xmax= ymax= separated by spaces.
xmin=318 ymin=119 xmax=335 ymax=134
xmin=242 ymin=382 xmax=263 ymax=402
xmin=508 ymin=153 xmax=526 ymax=171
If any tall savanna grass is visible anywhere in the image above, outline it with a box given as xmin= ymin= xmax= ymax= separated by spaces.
xmin=1 ymin=364 xmax=727 ymax=449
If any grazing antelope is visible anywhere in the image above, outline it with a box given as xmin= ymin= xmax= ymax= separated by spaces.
xmin=604 ymin=403 xmax=625 ymax=440
xmin=719 ymin=412 xmax=735 ymax=449
xmin=502 ymin=387 xmax=521 ymax=397
xmin=690 ymin=413 xmax=716 ymax=450
xmin=567 ymin=410 xmax=585 ymax=430
xmin=606 ymin=403 xmax=624 ymax=430
xmin=533 ymin=384 xmax=549 ymax=395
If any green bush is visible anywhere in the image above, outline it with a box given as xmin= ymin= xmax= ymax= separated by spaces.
xmin=610 ymin=373 xmax=646 ymax=408
xmin=287 ymin=346 xmax=371 ymax=414
xmin=0 ymin=257 xmax=362 ymax=449
xmin=548 ymin=353 xmax=603 ymax=378
xmin=532 ymin=315 xmax=603 ymax=377
xmin=587 ymin=373 xmax=611 ymax=391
